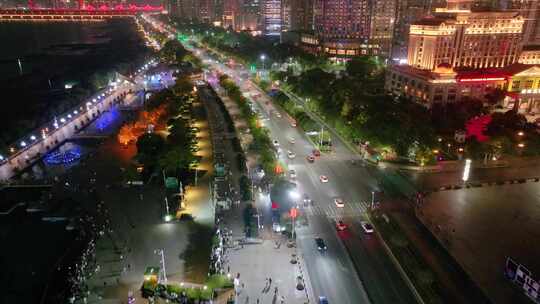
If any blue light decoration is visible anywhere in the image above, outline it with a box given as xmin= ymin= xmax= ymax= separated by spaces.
xmin=44 ymin=148 xmax=81 ymax=165
xmin=95 ymin=107 xmax=119 ymax=131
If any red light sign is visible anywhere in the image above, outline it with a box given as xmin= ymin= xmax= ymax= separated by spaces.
xmin=458 ymin=77 xmax=505 ymax=83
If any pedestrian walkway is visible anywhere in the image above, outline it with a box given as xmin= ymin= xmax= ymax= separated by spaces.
xmin=304 ymin=201 xmax=369 ymax=218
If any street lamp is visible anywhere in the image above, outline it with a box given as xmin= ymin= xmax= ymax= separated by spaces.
xmin=462 ymin=159 xmax=471 ymax=182
xmin=289 ymin=190 xmax=300 ymax=200
xmin=260 ymin=54 xmax=266 ymax=71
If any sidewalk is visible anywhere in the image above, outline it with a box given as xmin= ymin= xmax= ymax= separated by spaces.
xmin=219 ymin=194 xmax=311 ymax=304
xmin=205 ymin=76 xmax=311 ymax=304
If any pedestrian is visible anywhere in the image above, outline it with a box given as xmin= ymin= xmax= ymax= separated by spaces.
xmin=128 ymin=264 xmax=131 ymax=270
xmin=227 ymin=265 xmax=230 ymax=273
xmin=257 ymin=299 xmax=260 ymax=304
xmin=241 ymin=283 xmax=245 ymax=289
xmin=268 ymin=278 xmax=272 ymax=285
xmin=274 ymin=286 xmax=278 ymax=294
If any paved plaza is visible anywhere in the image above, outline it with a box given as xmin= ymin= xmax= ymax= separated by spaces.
xmin=419 ymin=183 xmax=540 ymax=303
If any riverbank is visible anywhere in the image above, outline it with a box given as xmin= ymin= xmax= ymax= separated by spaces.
xmin=0 ymin=19 xmax=151 ymax=149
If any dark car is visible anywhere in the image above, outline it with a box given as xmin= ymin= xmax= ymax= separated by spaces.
xmin=315 ymin=237 xmax=327 ymax=251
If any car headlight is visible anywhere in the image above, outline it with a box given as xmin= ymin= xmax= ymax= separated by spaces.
xmin=318 ymin=247 xmax=322 ymax=250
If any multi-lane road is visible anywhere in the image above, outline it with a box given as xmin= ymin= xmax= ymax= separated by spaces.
xmin=139 ymin=15 xmax=417 ymax=302
xmin=195 ymin=48 xmax=417 ymax=304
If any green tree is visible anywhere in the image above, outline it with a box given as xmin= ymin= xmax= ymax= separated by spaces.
xmin=346 ymin=57 xmax=378 ymax=80
xmin=159 ymin=147 xmax=195 ymax=175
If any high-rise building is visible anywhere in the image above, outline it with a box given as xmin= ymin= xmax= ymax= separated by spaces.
xmin=292 ymin=0 xmax=314 ymax=31
xmin=369 ymin=0 xmax=398 ymax=57
xmin=237 ymin=0 xmax=261 ymax=32
xmin=313 ymin=0 xmax=371 ymax=56
xmin=407 ymin=9 xmax=524 ymax=70
xmin=198 ymin=0 xmax=214 ymax=23
xmin=223 ymin=0 xmax=239 ymax=28
xmin=281 ymin=0 xmax=292 ymax=31
xmin=263 ymin=0 xmax=282 ymax=36
xmin=391 ymin=0 xmax=435 ymax=60
xmin=508 ymin=0 xmax=540 ymax=45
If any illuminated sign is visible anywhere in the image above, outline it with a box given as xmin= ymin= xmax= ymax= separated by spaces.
xmin=458 ymin=77 xmax=505 ymax=82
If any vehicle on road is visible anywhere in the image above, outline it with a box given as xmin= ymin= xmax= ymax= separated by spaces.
xmin=313 ymin=149 xmax=321 ymax=157
xmin=334 ymin=198 xmax=345 ymax=208
xmin=319 ymin=175 xmax=329 ymax=183
xmin=276 ymin=112 xmax=282 ymax=118
xmin=307 ymin=155 xmax=315 ymax=163
xmin=291 ymin=121 xmax=297 ymax=127
xmin=315 ymin=237 xmax=327 ymax=251
xmin=336 ymin=220 xmax=348 ymax=231
xmin=273 ymin=140 xmax=280 ymax=147
xmin=287 ymin=151 xmax=296 ymax=159
xmin=289 ymin=169 xmax=296 ymax=179
xmin=273 ymin=222 xmax=284 ymax=232
xmin=361 ymin=221 xmax=374 ymax=234
xmin=319 ymin=296 xmax=329 ymax=304
xmin=289 ymin=137 xmax=295 ymax=144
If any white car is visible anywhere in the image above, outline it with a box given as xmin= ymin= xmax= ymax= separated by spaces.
xmin=289 ymin=137 xmax=295 ymax=144
xmin=334 ymin=198 xmax=345 ymax=208
xmin=361 ymin=221 xmax=374 ymax=234
xmin=273 ymin=140 xmax=280 ymax=147
xmin=289 ymin=169 xmax=296 ymax=179
xmin=287 ymin=151 xmax=296 ymax=159
xmin=319 ymin=175 xmax=329 ymax=183
xmin=276 ymin=112 xmax=282 ymax=118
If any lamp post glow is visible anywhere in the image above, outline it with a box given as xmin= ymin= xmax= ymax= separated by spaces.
xmin=260 ymin=54 xmax=266 ymax=71
xmin=462 ymin=159 xmax=471 ymax=182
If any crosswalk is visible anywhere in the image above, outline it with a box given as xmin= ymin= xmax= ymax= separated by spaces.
xmin=303 ymin=201 xmax=370 ymax=218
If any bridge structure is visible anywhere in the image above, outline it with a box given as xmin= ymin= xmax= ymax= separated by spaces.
xmin=0 ymin=1 xmax=163 ymax=21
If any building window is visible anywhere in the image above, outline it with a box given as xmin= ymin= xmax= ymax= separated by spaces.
xmin=511 ymin=81 xmax=520 ymax=90
xmin=525 ymin=80 xmax=534 ymax=89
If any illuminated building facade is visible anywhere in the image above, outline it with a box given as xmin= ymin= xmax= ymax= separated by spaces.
xmin=263 ymin=0 xmax=282 ymax=36
xmin=386 ymin=63 xmax=540 ymax=113
xmin=290 ymin=0 xmax=313 ymax=31
xmin=369 ymin=0 xmax=398 ymax=57
xmin=236 ymin=0 xmax=261 ymax=32
xmin=519 ymin=45 xmax=540 ymax=64
xmin=407 ymin=10 xmax=524 ymax=70
xmin=313 ymin=0 xmax=371 ymax=57
xmin=391 ymin=0 xmax=438 ymax=60
xmin=508 ymin=0 xmax=540 ymax=45
xmin=223 ymin=0 xmax=238 ymax=28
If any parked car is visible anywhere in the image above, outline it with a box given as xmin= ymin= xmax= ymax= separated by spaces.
xmin=307 ymin=155 xmax=315 ymax=163
xmin=334 ymin=198 xmax=345 ymax=208
xmin=319 ymin=175 xmax=329 ymax=183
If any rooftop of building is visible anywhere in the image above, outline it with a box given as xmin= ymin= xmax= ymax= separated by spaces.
xmin=391 ymin=63 xmax=540 ymax=81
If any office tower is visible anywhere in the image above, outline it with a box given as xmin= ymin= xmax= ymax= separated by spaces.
xmin=369 ymin=0 xmax=398 ymax=56
xmin=312 ymin=0 xmax=371 ymax=56
xmin=237 ymin=0 xmax=261 ymax=31
xmin=223 ymin=0 xmax=239 ymax=28
xmin=263 ymin=0 xmax=282 ymax=35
